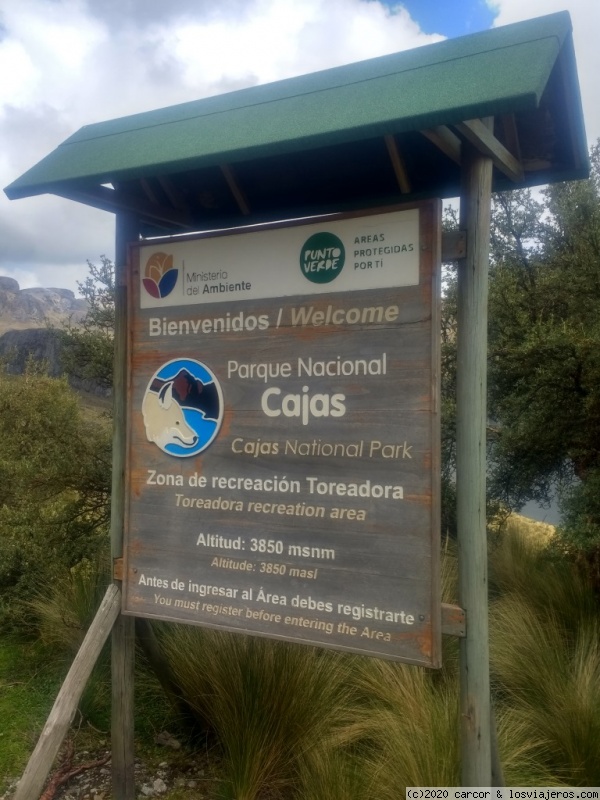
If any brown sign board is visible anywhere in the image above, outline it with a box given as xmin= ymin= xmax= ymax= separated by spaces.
xmin=123 ymin=201 xmax=441 ymax=667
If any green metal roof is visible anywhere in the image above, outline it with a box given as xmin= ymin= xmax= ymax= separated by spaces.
xmin=4 ymin=11 xmax=588 ymax=234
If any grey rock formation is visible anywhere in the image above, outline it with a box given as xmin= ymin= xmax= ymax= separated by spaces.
xmin=0 ymin=276 xmax=20 ymax=293
xmin=0 ymin=276 xmax=87 ymax=333
xmin=0 ymin=328 xmax=64 ymax=377
xmin=0 ymin=327 xmax=110 ymax=396
xmin=0 ymin=276 xmax=109 ymax=396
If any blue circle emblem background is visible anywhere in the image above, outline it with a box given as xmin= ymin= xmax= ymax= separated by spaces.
xmin=141 ymin=358 xmax=223 ymax=458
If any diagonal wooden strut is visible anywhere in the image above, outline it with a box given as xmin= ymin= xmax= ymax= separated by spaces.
xmin=13 ymin=585 xmax=122 ymax=800
xmin=455 ymin=118 xmax=523 ymax=182
xmin=384 ymin=134 xmax=412 ymax=193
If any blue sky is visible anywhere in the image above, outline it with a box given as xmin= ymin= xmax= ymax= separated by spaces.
xmin=385 ymin=0 xmax=497 ymax=36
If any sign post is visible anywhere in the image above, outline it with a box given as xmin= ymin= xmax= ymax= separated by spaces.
xmin=110 ymin=212 xmax=138 ymax=799
xmin=457 ymin=146 xmax=493 ymax=784
xmin=123 ymin=201 xmax=442 ymax=667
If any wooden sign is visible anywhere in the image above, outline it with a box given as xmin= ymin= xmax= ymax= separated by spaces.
xmin=124 ymin=201 xmax=441 ymax=667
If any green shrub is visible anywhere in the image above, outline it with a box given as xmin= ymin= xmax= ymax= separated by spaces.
xmin=0 ymin=368 xmax=111 ymax=629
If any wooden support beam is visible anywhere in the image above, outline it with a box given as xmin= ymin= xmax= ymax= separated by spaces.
xmin=54 ymin=184 xmax=191 ymax=228
xmin=139 ymin=177 xmax=160 ymax=206
xmin=457 ymin=144 xmax=493 ymax=785
xmin=112 ymin=614 xmax=135 ymax=798
xmin=421 ymin=126 xmax=462 ymax=164
xmin=111 ymin=213 xmax=137 ymax=800
xmin=112 ymin=184 xmax=191 ymax=227
xmin=441 ymin=230 xmax=467 ymax=262
xmin=384 ymin=134 xmax=411 ymax=193
xmin=441 ymin=603 xmax=466 ymax=637
xmin=113 ymin=557 xmax=124 ymax=582
xmin=455 ymin=118 xmax=524 ymax=182
xmin=13 ymin=585 xmax=121 ymax=800
xmin=221 ymin=163 xmax=250 ymax=215
xmin=158 ymin=175 xmax=189 ymax=212
xmin=500 ymin=114 xmax=522 ymax=165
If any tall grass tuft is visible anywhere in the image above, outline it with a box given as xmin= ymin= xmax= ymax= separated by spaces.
xmin=296 ymin=743 xmax=381 ymax=800
xmin=489 ymin=516 xmax=597 ymax=628
xmin=491 ymin=594 xmax=600 ymax=785
xmin=26 ymin=555 xmax=110 ymax=654
xmin=24 ymin=557 xmax=175 ymax=732
xmin=490 ymin=517 xmax=600 ymax=785
xmin=23 ymin=555 xmax=113 ymax=726
xmin=161 ymin=627 xmax=357 ymax=800
xmin=351 ymin=658 xmax=460 ymax=792
xmin=494 ymin=708 xmax=562 ymax=786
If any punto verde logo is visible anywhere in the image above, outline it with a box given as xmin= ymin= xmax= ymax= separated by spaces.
xmin=300 ymin=232 xmax=345 ymax=284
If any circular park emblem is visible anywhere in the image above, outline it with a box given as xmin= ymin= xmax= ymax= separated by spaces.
xmin=141 ymin=358 xmax=223 ymax=458
xmin=300 ymin=232 xmax=345 ymax=284
xmin=143 ymin=252 xmax=178 ymax=299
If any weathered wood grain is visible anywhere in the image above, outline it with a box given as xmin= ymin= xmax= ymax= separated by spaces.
xmin=111 ymin=213 xmax=137 ymax=800
xmin=441 ymin=603 xmax=466 ymax=638
xmin=111 ymin=612 xmax=135 ymax=799
xmin=13 ymin=585 xmax=121 ymax=800
xmin=124 ymin=203 xmax=442 ymax=667
xmin=457 ymin=147 xmax=493 ymax=783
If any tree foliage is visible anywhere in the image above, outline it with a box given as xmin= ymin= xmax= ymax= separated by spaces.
xmin=438 ymin=142 xmax=600 ymax=565
xmin=59 ymin=255 xmax=115 ymax=390
xmin=439 ymin=207 xmax=461 ymax=538
xmin=486 ymin=143 xmax=600 ymax=560
xmin=0 ymin=363 xmax=111 ymax=626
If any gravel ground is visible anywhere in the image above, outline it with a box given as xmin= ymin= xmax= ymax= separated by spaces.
xmin=1 ymin=739 xmax=217 ymax=800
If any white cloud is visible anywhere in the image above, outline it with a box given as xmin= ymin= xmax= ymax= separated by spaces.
xmin=490 ymin=0 xmax=599 ymax=147
xmin=0 ymin=0 xmax=107 ymax=115
xmin=1 ymin=0 xmax=442 ymax=292
xmin=0 ymin=40 xmax=37 ymax=109
xmin=1 ymin=266 xmax=40 ymax=290
xmin=0 ymin=0 xmax=596 ymax=292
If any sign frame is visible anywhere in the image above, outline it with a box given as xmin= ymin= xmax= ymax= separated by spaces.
xmin=122 ymin=200 xmax=442 ymax=668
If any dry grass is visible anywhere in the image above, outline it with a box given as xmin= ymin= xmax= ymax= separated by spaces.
xmin=352 ymin=658 xmax=460 ymax=793
xmin=26 ymin=556 xmax=110 ymax=654
xmin=490 ymin=517 xmax=600 ymax=786
xmin=160 ymin=627 xmax=357 ymax=800
xmin=504 ymin=513 xmax=555 ymax=543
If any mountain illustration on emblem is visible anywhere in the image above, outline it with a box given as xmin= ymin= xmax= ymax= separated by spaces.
xmin=148 ymin=368 xmax=220 ymax=420
xmin=142 ymin=360 xmax=223 ymax=458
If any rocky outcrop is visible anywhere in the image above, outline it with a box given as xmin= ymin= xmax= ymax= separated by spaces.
xmin=0 ymin=327 xmax=111 ymax=397
xmin=0 ymin=276 xmax=87 ymax=333
xmin=0 ymin=328 xmax=65 ymax=377
xmin=0 ymin=277 xmax=110 ymax=396
xmin=0 ymin=276 xmax=20 ymax=293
